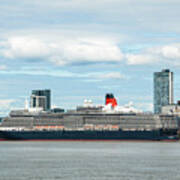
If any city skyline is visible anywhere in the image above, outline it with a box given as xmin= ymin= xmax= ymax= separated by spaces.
xmin=1 ymin=1 xmax=180 ymax=115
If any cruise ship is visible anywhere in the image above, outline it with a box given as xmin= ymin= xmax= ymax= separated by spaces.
xmin=0 ymin=93 xmax=179 ymax=141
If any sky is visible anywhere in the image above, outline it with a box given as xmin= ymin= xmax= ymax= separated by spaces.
xmin=1 ymin=0 xmax=180 ymax=115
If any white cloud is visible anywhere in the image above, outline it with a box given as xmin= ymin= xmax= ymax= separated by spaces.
xmin=126 ymin=54 xmax=158 ymax=65
xmin=1 ymin=33 xmax=180 ymax=67
xmin=147 ymin=44 xmax=180 ymax=65
xmin=160 ymin=45 xmax=180 ymax=59
xmin=96 ymin=72 xmax=125 ymax=79
xmin=1 ymin=0 xmax=180 ymax=35
xmin=126 ymin=43 xmax=180 ymax=66
xmin=0 ymin=35 xmax=123 ymax=66
xmin=1 ymin=37 xmax=49 ymax=60
xmin=0 ymin=69 xmax=76 ymax=78
xmin=0 ymin=68 xmax=126 ymax=82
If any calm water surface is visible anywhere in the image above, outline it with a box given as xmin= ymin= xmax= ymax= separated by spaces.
xmin=0 ymin=141 xmax=180 ymax=180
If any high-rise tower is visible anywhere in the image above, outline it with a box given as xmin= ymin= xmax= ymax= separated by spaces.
xmin=30 ymin=89 xmax=51 ymax=111
xmin=154 ymin=69 xmax=173 ymax=114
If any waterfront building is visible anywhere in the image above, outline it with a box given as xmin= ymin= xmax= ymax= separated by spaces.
xmin=30 ymin=89 xmax=51 ymax=111
xmin=154 ymin=69 xmax=173 ymax=114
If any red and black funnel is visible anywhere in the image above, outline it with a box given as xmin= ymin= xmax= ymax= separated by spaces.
xmin=105 ymin=93 xmax=117 ymax=108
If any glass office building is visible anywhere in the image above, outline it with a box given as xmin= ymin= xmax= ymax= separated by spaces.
xmin=154 ymin=69 xmax=173 ymax=114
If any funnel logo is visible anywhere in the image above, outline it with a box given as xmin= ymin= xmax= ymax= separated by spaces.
xmin=105 ymin=93 xmax=117 ymax=108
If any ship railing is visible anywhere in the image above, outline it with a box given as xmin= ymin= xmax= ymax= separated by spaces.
xmin=0 ymin=127 xmax=28 ymax=131
xmin=33 ymin=125 xmax=65 ymax=131
xmin=121 ymin=128 xmax=154 ymax=131
xmin=83 ymin=124 xmax=119 ymax=131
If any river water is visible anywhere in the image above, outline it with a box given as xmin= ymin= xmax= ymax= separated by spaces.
xmin=0 ymin=141 xmax=180 ymax=180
